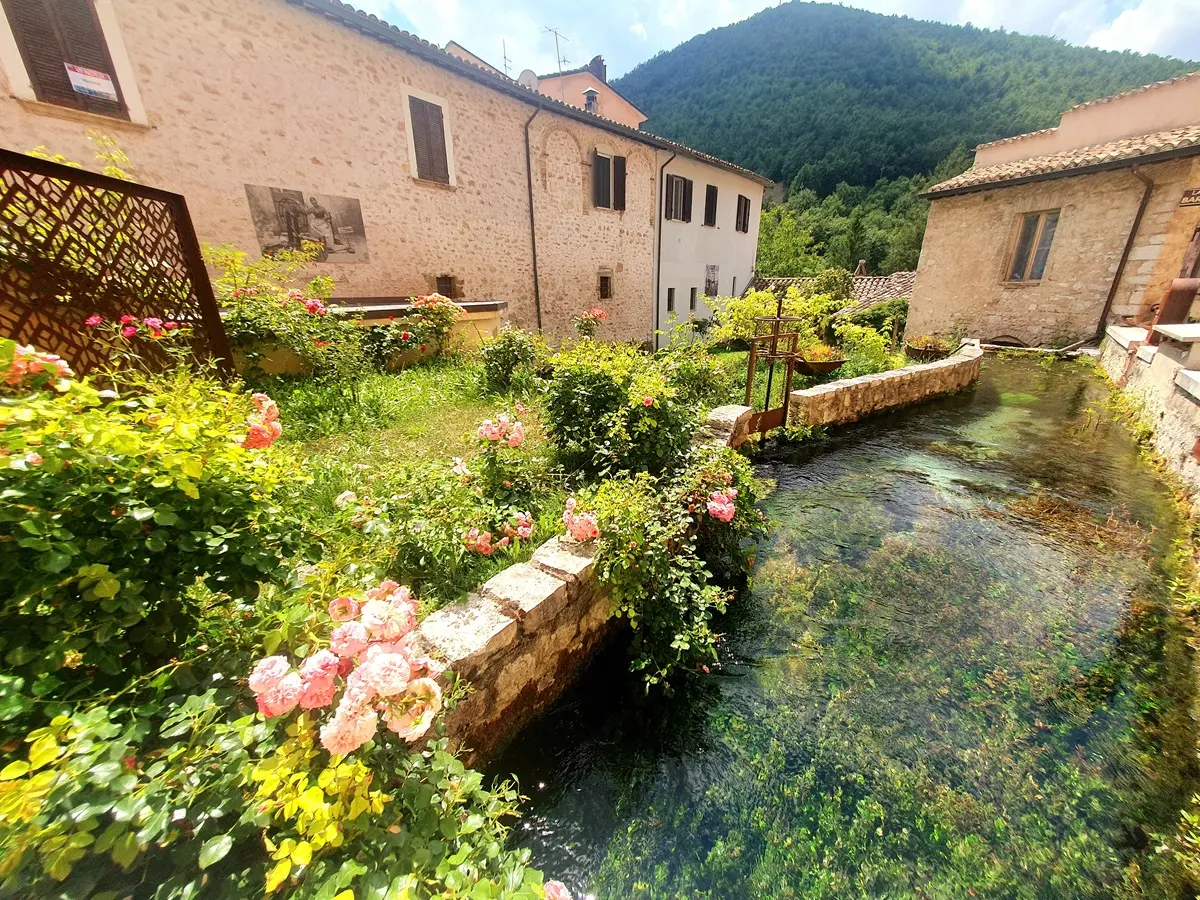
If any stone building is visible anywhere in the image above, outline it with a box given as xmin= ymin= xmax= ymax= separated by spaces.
xmin=908 ymin=72 xmax=1200 ymax=347
xmin=522 ymin=56 xmax=648 ymax=131
xmin=0 ymin=0 xmax=765 ymax=343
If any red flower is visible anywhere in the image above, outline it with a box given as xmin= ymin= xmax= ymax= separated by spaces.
xmin=84 ymin=314 xmax=103 ymax=327
xmin=119 ymin=314 xmax=135 ymax=325
xmin=164 ymin=322 xmax=179 ymax=330
xmin=420 ymin=344 xmax=427 ymax=351
xmin=643 ymin=397 xmax=654 ymax=407
xmin=401 ymin=332 xmax=412 ymax=341
xmin=121 ymin=326 xmax=137 ymax=338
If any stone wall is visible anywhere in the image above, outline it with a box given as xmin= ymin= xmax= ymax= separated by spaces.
xmin=789 ymin=343 xmax=984 ymax=427
xmin=908 ymin=159 xmax=1196 ymax=346
xmin=1099 ymin=329 xmax=1200 ymax=501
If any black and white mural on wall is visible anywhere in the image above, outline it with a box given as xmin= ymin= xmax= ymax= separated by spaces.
xmin=244 ymin=185 xmax=369 ymax=262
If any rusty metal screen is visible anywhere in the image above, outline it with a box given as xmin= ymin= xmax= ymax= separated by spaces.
xmin=0 ymin=148 xmax=230 ymax=375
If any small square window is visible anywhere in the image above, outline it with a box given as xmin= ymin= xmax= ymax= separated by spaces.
xmin=667 ymin=287 xmax=675 ymax=313
xmin=599 ymin=274 xmax=612 ymax=299
xmin=689 ymin=287 xmax=698 ymax=311
xmin=1007 ymin=210 xmax=1060 ymax=282
xmin=436 ymin=275 xmax=459 ymax=298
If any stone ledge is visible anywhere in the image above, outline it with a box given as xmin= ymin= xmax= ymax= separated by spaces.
xmin=788 ymin=342 xmax=983 ymax=428
xmin=530 ymin=536 xmax=596 ymax=583
xmin=1176 ymin=369 xmax=1200 ymax=404
xmin=695 ymin=404 xmax=754 ymax=449
xmin=480 ymin=562 xmax=569 ymax=631
xmin=417 ymin=593 xmax=518 ymax=678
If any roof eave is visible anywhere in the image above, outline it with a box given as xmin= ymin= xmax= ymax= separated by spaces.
xmin=284 ymin=0 xmax=768 ymax=185
xmin=921 ymin=143 xmax=1200 ymax=200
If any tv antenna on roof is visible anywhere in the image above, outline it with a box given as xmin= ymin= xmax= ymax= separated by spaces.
xmin=543 ymin=26 xmax=570 ymax=75
xmin=502 ymin=39 xmax=511 ymax=77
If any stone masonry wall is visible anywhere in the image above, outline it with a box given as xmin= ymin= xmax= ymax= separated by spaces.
xmin=0 ymin=0 xmax=658 ymax=341
xmin=789 ymin=344 xmax=984 ymax=428
xmin=908 ymin=159 xmax=1194 ymax=346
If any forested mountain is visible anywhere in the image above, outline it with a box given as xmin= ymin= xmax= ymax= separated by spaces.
xmin=613 ymin=2 xmax=1195 ymax=195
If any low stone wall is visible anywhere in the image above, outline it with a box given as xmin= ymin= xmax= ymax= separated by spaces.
xmin=1099 ymin=327 xmax=1200 ymax=503
xmin=788 ymin=342 xmax=984 ymax=427
xmin=414 ymin=537 xmax=610 ymax=765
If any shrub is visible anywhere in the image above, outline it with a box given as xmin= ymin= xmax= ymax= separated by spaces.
xmin=0 ymin=339 xmax=304 ymax=713
xmin=410 ymin=293 xmax=464 ymax=355
xmin=834 ymin=321 xmax=905 ymax=378
xmin=583 ymin=447 xmax=765 ymax=687
xmin=480 ymin=328 xmax=538 ymax=393
xmin=655 ymin=340 xmax=736 ymax=408
xmin=709 ymin=286 xmax=846 ymax=346
xmin=544 ymin=342 xmax=694 ymax=477
xmin=843 ymin=296 xmax=908 ymax=335
xmin=360 ymin=320 xmax=425 ymax=369
xmin=907 ymin=333 xmax=953 ymax=351
xmin=572 ymin=307 xmax=607 ymax=338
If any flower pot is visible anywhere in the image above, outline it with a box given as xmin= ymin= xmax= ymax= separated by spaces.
xmin=797 ymin=358 xmax=845 ymax=376
xmin=905 ymin=342 xmax=952 ymax=362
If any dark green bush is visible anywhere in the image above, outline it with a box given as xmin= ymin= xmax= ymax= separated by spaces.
xmin=480 ymin=328 xmax=538 ymax=393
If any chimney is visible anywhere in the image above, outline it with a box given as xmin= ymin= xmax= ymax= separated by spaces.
xmin=588 ymin=55 xmax=606 ymax=83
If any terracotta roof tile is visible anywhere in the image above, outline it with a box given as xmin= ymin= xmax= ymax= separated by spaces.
xmin=285 ymin=0 xmax=770 ymax=185
xmin=973 ymin=127 xmax=1058 ymax=152
xmin=926 ymin=125 xmax=1200 ymax=197
xmin=748 ymin=272 xmax=915 ymax=317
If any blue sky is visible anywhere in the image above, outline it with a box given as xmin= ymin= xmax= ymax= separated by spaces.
xmin=355 ymin=0 xmax=1199 ymax=80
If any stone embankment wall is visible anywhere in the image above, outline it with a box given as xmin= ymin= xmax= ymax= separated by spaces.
xmin=1099 ymin=327 xmax=1200 ymax=502
xmin=789 ymin=343 xmax=984 ymax=428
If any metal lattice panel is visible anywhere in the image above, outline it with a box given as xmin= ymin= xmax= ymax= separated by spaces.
xmin=0 ymin=149 xmax=230 ymax=376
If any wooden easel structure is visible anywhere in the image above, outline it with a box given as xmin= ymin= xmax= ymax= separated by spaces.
xmin=744 ymin=294 xmax=803 ymax=441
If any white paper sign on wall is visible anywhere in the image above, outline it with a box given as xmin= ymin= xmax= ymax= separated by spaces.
xmin=64 ymin=63 xmax=118 ymax=102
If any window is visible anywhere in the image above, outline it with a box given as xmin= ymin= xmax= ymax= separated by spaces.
xmin=583 ymin=88 xmax=598 ymax=115
xmin=667 ymin=287 xmax=675 ymax=313
xmin=735 ymin=195 xmax=751 ymax=233
xmin=703 ymin=184 xmax=718 ymax=227
xmin=408 ymin=95 xmax=451 ymax=184
xmin=1 ymin=0 xmax=128 ymax=118
xmin=1007 ymin=210 xmax=1060 ymax=282
xmin=732 ymin=276 xmax=738 ymax=296
xmin=592 ymin=150 xmax=626 ymax=210
xmin=599 ymin=274 xmax=612 ymax=299
xmin=435 ymin=275 xmax=461 ymax=298
xmin=665 ymin=174 xmax=693 ymax=222
xmin=704 ymin=265 xmax=719 ymax=297
xmin=689 ymin=287 xmax=698 ymax=311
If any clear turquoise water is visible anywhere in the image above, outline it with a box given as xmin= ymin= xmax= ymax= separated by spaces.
xmin=494 ymin=358 xmax=1200 ymax=899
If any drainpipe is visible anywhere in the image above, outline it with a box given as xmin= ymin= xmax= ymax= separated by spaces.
xmin=524 ymin=105 xmax=543 ymax=331
xmin=654 ymin=152 xmax=676 ymax=348
xmin=1091 ymin=165 xmax=1154 ymax=342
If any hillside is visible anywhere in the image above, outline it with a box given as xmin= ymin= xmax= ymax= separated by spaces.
xmin=613 ymin=2 xmax=1195 ymax=195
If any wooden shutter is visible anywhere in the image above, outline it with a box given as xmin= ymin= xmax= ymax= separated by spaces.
xmin=2 ymin=0 xmax=126 ymax=117
xmin=592 ymin=150 xmax=610 ymax=208
xmin=664 ymin=174 xmax=676 ymax=221
xmin=613 ymin=156 xmax=626 ymax=211
xmin=409 ymin=96 xmax=449 ymax=184
xmin=704 ymin=184 xmax=717 ymax=226
xmin=682 ymin=178 xmax=693 ymax=223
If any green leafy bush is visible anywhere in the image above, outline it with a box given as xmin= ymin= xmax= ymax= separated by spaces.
xmin=834 ymin=320 xmax=906 ymax=378
xmin=584 ymin=447 xmax=765 ymax=686
xmin=360 ymin=320 xmax=425 ymax=369
xmin=709 ymin=285 xmax=847 ymax=346
xmin=480 ymin=328 xmax=539 ymax=393
xmin=655 ymin=341 xmax=736 ymax=409
xmin=544 ymin=342 xmax=694 ymax=477
xmin=0 ymin=341 xmax=304 ymax=711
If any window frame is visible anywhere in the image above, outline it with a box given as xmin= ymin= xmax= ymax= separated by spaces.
xmin=0 ymin=0 xmax=146 ymax=123
xmin=404 ymin=88 xmax=456 ymax=187
xmin=665 ymin=173 xmax=693 ymax=222
xmin=583 ymin=88 xmax=599 ymax=115
xmin=689 ymin=287 xmax=698 ymax=311
xmin=735 ymin=195 xmax=751 ymax=233
xmin=435 ymin=275 xmax=461 ymax=299
xmin=599 ymin=273 xmax=612 ymax=300
xmin=666 ymin=287 xmax=676 ymax=313
xmin=592 ymin=149 xmax=626 ymax=211
xmin=1005 ymin=209 xmax=1060 ymax=284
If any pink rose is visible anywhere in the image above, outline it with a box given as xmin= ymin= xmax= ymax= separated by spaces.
xmin=361 ymin=598 xmax=415 ymax=641
xmin=256 ymin=671 xmax=302 ymax=717
xmin=507 ymin=422 xmax=525 ymax=448
xmin=299 ymin=674 xmax=336 ymax=710
xmin=544 ymin=882 xmax=573 ymax=900
xmin=248 ymin=655 xmax=291 ymax=694
xmin=143 ymin=317 xmax=163 ymax=329
xmin=361 ymin=652 xmax=412 ymax=698
xmin=164 ymin=321 xmax=179 ymax=330
xmin=643 ymin=397 xmax=654 ymax=407
xmin=330 ymin=621 xmax=369 ymax=658
xmin=121 ymin=326 xmax=137 ymax=338
xmin=452 ymin=457 xmax=471 ymax=477
xmin=84 ymin=314 xmax=103 ymax=327
xmin=328 ymin=596 xmax=360 ymax=621
xmin=119 ymin=315 xmax=135 ymax=324
xmin=383 ymin=677 xmax=443 ymax=741
xmin=319 ymin=706 xmax=377 ymax=756
xmin=301 ymin=649 xmax=340 ymax=680
xmin=25 ymin=452 xmax=43 ymax=466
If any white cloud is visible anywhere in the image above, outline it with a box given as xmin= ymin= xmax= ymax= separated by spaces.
xmin=1086 ymin=0 xmax=1200 ymax=60
xmin=631 ymin=21 xmax=648 ymax=39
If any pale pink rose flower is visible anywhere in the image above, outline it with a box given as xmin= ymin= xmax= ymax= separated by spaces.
xmin=248 ymin=655 xmax=291 ymax=694
xmin=410 ymin=655 xmax=446 ymax=678
xmin=299 ymin=674 xmax=337 ymax=710
xmin=515 ymin=402 xmax=528 ymax=417
xmin=706 ymin=490 xmax=736 ymax=522
xmin=330 ymin=621 xmax=369 ymax=658
xmin=507 ymin=422 xmax=525 ymax=448
xmin=361 ymin=652 xmax=412 ymax=698
xmin=341 ymin=666 xmax=377 ymax=709
xmin=361 ymin=598 xmax=415 ymax=641
xmin=328 ymin=595 xmax=360 ymax=622
xmin=365 ymin=580 xmax=401 ymax=602
xmin=301 ymin=649 xmax=340 ymax=680
xmin=383 ymin=677 xmax=443 ymax=741
xmin=452 ymin=457 xmax=471 ymax=476
xmin=544 ymin=881 xmax=573 ymax=900
xmin=25 ymin=452 xmax=43 ymax=466
xmin=319 ymin=706 xmax=377 ymax=756
xmin=256 ymin=671 xmax=302 ymax=717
